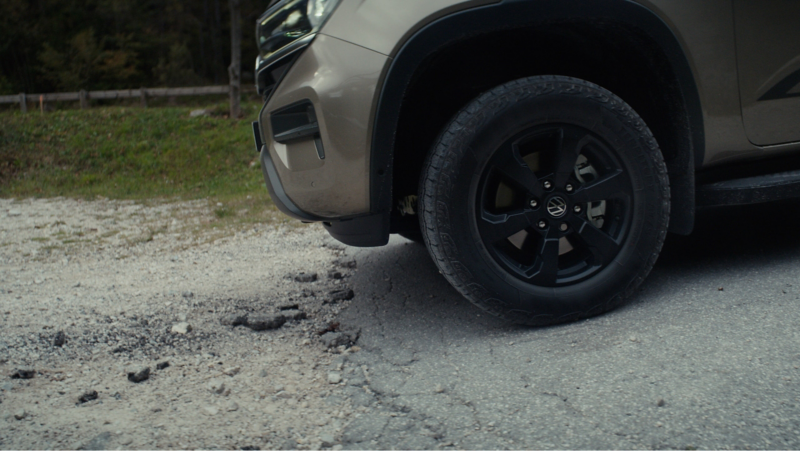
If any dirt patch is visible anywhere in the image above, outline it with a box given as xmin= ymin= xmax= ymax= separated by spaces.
xmin=0 ymin=198 xmax=361 ymax=449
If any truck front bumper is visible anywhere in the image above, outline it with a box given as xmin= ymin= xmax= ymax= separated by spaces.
xmin=254 ymin=33 xmax=390 ymax=246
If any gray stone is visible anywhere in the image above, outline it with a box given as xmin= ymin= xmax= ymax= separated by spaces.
xmin=220 ymin=314 xmax=246 ymax=327
xmin=328 ymin=372 xmax=343 ymax=384
xmin=342 ymin=327 xmax=361 ymax=344
xmin=127 ymin=366 xmax=150 ymax=383
xmin=259 ymin=369 xmax=268 ymax=378
xmin=171 ymin=322 xmax=192 ymax=334
xmin=328 ymin=270 xmax=344 ymax=280
xmin=14 ymin=409 xmax=26 ymax=420
xmin=80 ymin=432 xmax=111 ymax=450
xmin=78 ymin=390 xmax=98 ymax=403
xmin=245 ymin=314 xmax=286 ymax=331
xmin=223 ymin=366 xmax=241 ymax=376
xmin=294 ymin=273 xmax=318 ymax=283
xmin=156 ymin=361 xmax=170 ymax=370
xmin=7 ymin=209 xmax=21 ymax=217
xmin=320 ymin=332 xmax=350 ymax=349
xmin=11 ymin=368 xmax=34 ymax=379
xmin=182 ymin=291 xmax=194 ymax=299
xmin=320 ymin=433 xmax=336 ymax=448
xmin=335 ymin=259 xmax=357 ymax=269
xmin=53 ymin=331 xmax=66 ymax=347
xmin=327 ymin=289 xmax=354 ymax=303
xmin=203 ymin=406 xmax=219 ymax=416
xmin=226 ymin=401 xmax=239 ymax=412
xmin=208 ymin=379 xmax=226 ymax=394
xmin=189 ymin=109 xmax=209 ymax=118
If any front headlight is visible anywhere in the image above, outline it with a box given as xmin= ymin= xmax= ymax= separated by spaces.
xmin=256 ymin=0 xmax=340 ymax=61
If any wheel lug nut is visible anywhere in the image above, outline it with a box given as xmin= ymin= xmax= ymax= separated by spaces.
xmin=573 ymin=205 xmax=582 ymax=214
xmin=529 ymin=199 xmax=538 ymax=208
xmin=566 ymin=184 xmax=574 ymax=193
xmin=560 ymin=223 xmax=569 ymax=232
xmin=538 ymin=220 xmax=547 ymax=229
xmin=543 ymin=180 xmax=552 ymax=190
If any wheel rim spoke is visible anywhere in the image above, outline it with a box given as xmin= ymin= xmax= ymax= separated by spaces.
xmin=571 ymin=170 xmax=629 ymax=204
xmin=494 ymin=144 xmax=544 ymax=197
xmin=568 ymin=216 xmax=621 ymax=265
xmin=479 ymin=209 xmax=538 ymax=245
xmin=529 ymin=227 xmax=560 ymax=285
xmin=553 ymin=128 xmax=592 ymax=187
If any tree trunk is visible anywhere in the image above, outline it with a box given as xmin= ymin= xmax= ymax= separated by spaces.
xmin=228 ymin=0 xmax=242 ymax=119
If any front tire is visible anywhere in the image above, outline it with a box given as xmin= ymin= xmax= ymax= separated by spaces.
xmin=419 ymin=76 xmax=669 ymax=326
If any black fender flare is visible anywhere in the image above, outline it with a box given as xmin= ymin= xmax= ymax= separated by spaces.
xmin=369 ymin=0 xmax=704 ymax=235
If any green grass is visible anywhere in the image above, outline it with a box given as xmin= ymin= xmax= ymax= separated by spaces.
xmin=0 ymin=100 xmax=265 ymax=199
xmin=0 ymin=100 xmax=279 ymax=228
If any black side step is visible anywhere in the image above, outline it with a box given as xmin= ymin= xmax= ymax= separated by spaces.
xmin=697 ymin=169 xmax=800 ymax=207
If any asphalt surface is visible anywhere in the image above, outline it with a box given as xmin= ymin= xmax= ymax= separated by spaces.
xmin=335 ymin=201 xmax=800 ymax=449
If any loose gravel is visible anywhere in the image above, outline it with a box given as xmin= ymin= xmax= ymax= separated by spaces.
xmin=1 ymin=198 xmax=361 ymax=450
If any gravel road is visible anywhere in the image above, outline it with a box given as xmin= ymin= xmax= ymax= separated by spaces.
xmin=1 ymin=198 xmax=360 ymax=450
xmin=3 ymin=198 xmax=800 ymax=450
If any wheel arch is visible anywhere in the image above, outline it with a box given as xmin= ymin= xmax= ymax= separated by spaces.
xmin=370 ymin=0 xmax=704 ymax=236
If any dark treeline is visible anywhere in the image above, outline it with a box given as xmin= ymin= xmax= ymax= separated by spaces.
xmin=0 ymin=0 xmax=268 ymax=94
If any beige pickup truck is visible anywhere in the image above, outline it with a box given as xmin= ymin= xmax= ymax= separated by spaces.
xmin=252 ymin=0 xmax=800 ymax=325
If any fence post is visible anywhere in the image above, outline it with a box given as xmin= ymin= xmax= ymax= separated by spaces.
xmin=39 ymin=95 xmax=44 ymax=114
xmin=79 ymin=90 xmax=88 ymax=109
xmin=140 ymin=87 xmax=147 ymax=108
xmin=19 ymin=93 xmax=27 ymax=112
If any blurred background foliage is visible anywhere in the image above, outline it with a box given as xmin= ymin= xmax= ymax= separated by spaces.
xmin=0 ymin=0 xmax=267 ymax=94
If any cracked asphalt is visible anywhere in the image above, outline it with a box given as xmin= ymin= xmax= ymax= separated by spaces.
xmin=333 ymin=201 xmax=800 ymax=449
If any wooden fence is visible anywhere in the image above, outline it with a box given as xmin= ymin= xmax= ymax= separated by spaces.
xmin=0 ymin=85 xmax=233 ymax=112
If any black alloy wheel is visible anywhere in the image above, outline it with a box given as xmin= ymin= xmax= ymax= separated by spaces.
xmin=477 ymin=124 xmax=632 ymax=287
xmin=418 ymin=76 xmax=670 ymax=326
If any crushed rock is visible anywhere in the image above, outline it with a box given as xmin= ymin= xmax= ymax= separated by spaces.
xmin=171 ymin=322 xmax=192 ymax=334
xmin=127 ymin=366 xmax=150 ymax=383
xmin=0 ymin=198 xmax=358 ymax=449
xmin=11 ymin=369 xmax=35 ymax=379
xmin=294 ymin=273 xmax=318 ymax=283
xmin=78 ymin=390 xmax=99 ymax=403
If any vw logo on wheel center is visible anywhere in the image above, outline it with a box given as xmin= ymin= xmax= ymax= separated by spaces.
xmin=547 ymin=196 xmax=568 ymax=218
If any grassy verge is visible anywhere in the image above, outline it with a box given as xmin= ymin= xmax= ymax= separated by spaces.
xmin=0 ymin=100 xmax=281 ymax=230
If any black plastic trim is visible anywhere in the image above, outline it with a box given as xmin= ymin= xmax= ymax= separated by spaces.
xmin=274 ymin=123 xmax=320 ymax=143
xmin=697 ymin=170 xmax=800 ymax=207
xmin=322 ymin=214 xmax=390 ymax=247
xmin=369 ymin=0 xmax=705 ymax=221
xmin=270 ymin=99 xmax=321 ymax=144
xmin=252 ymin=121 xmax=264 ymax=153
